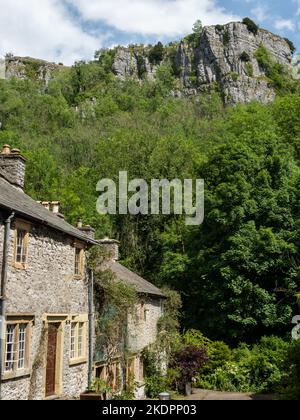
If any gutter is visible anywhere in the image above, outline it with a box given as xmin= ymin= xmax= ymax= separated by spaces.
xmin=88 ymin=269 xmax=94 ymax=390
xmin=0 ymin=211 xmax=15 ymax=400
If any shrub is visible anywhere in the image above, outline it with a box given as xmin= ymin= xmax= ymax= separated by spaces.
xmin=149 ymin=42 xmax=165 ymax=65
xmin=284 ymin=38 xmax=296 ymax=55
xmin=240 ymin=51 xmax=251 ymax=62
xmin=172 ymin=345 xmax=209 ymax=391
xmin=216 ymin=24 xmax=224 ymax=32
xmin=280 ymin=340 xmax=300 ymax=400
xmin=223 ymin=29 xmax=231 ymax=46
xmin=245 ymin=63 xmax=254 ymax=77
xmin=254 ymin=44 xmax=292 ymax=92
xmin=243 ymin=17 xmax=259 ymax=35
xmin=145 ymin=375 xmax=168 ymax=399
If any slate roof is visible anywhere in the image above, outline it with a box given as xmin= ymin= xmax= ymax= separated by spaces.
xmin=104 ymin=260 xmax=165 ymax=298
xmin=0 ymin=176 xmax=96 ymax=244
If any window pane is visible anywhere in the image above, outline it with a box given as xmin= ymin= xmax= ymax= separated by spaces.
xmin=71 ymin=323 xmax=76 ymax=359
xmin=78 ymin=323 xmax=84 ymax=358
xmin=74 ymin=249 xmax=81 ymax=276
xmin=5 ymin=325 xmax=16 ymax=372
xmin=18 ymin=324 xmax=27 ymax=370
xmin=16 ymin=230 xmax=28 ymax=265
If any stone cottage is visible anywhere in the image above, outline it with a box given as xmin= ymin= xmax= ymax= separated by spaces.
xmin=0 ymin=144 xmax=165 ymax=400
xmin=93 ymin=238 xmax=165 ymax=399
xmin=0 ymin=145 xmax=96 ymax=400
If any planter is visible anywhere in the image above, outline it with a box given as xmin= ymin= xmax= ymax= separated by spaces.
xmin=80 ymin=392 xmax=107 ymax=401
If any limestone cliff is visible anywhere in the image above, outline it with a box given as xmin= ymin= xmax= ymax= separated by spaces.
xmin=112 ymin=21 xmax=293 ymax=104
xmin=5 ymin=55 xmax=67 ymax=85
xmin=3 ymin=21 xmax=295 ymax=105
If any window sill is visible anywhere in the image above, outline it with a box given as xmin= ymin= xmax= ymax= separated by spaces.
xmin=12 ymin=263 xmax=28 ymax=271
xmin=2 ymin=369 xmax=31 ymax=381
xmin=69 ymin=357 xmax=88 ymax=366
xmin=73 ymin=275 xmax=84 ymax=281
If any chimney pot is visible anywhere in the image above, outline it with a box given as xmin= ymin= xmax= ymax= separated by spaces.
xmin=42 ymin=201 xmax=50 ymax=211
xmin=1 ymin=144 xmax=11 ymax=155
xmin=51 ymin=201 xmax=60 ymax=214
xmin=77 ymin=219 xmax=83 ymax=229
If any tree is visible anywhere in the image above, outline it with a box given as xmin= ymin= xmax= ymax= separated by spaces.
xmin=192 ymin=20 xmax=203 ymax=36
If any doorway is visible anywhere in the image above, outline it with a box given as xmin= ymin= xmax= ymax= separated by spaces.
xmin=45 ymin=323 xmax=60 ymax=398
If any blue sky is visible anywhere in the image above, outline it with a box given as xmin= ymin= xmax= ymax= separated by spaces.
xmin=0 ymin=0 xmax=299 ymax=65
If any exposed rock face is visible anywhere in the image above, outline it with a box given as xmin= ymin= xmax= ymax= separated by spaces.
xmin=193 ymin=22 xmax=292 ymax=104
xmin=3 ymin=22 xmax=294 ymax=105
xmin=112 ymin=48 xmax=156 ymax=81
xmin=112 ymin=22 xmax=293 ymax=104
xmin=5 ymin=55 xmax=67 ymax=85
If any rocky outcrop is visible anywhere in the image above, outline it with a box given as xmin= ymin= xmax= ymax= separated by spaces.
xmin=3 ymin=22 xmax=295 ymax=105
xmin=5 ymin=55 xmax=67 ymax=85
xmin=112 ymin=48 xmax=156 ymax=81
xmin=112 ymin=21 xmax=293 ymax=105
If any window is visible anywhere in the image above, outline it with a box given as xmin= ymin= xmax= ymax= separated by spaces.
xmin=70 ymin=320 xmax=87 ymax=363
xmin=74 ymin=244 xmax=85 ymax=278
xmin=3 ymin=320 xmax=31 ymax=377
xmin=95 ymin=362 xmax=121 ymax=392
xmin=140 ymin=302 xmax=148 ymax=322
xmin=14 ymin=221 xmax=30 ymax=269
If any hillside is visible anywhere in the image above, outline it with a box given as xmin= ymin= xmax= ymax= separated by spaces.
xmin=4 ymin=20 xmax=297 ymax=104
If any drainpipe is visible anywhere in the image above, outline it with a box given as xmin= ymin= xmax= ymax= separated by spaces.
xmin=88 ymin=269 xmax=94 ymax=389
xmin=0 ymin=212 xmax=15 ymax=400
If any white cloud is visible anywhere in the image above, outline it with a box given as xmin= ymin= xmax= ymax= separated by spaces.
xmin=0 ymin=0 xmax=103 ymax=65
xmin=274 ymin=19 xmax=295 ymax=31
xmin=0 ymin=0 xmax=240 ymax=64
xmin=251 ymin=5 xmax=268 ymax=23
xmin=67 ymin=0 xmax=239 ymax=36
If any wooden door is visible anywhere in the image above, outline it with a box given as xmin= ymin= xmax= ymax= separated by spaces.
xmin=45 ymin=323 xmax=59 ymax=397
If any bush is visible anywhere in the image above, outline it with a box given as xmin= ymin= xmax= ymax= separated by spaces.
xmin=172 ymin=345 xmax=209 ymax=392
xmin=243 ymin=17 xmax=259 ymax=35
xmin=223 ymin=29 xmax=231 ymax=46
xmin=280 ymin=340 xmax=300 ymax=400
xmin=149 ymin=42 xmax=165 ymax=65
xmin=254 ymin=44 xmax=292 ymax=92
xmin=145 ymin=375 xmax=168 ymax=399
xmin=284 ymin=38 xmax=296 ymax=55
xmin=245 ymin=63 xmax=254 ymax=77
xmin=197 ymin=335 xmax=291 ymax=394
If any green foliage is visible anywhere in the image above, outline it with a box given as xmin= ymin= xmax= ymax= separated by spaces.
xmin=254 ymin=44 xmax=293 ymax=92
xmin=192 ymin=20 xmax=203 ymax=36
xmin=245 ymin=63 xmax=254 ymax=77
xmin=145 ymin=375 xmax=168 ymax=399
xmin=284 ymin=38 xmax=296 ymax=55
xmin=223 ymin=29 xmax=231 ymax=46
xmin=240 ymin=51 xmax=251 ymax=62
xmin=197 ymin=334 xmax=292 ymax=394
xmin=281 ymin=340 xmax=300 ymax=399
xmin=149 ymin=42 xmax=165 ymax=65
xmin=243 ymin=17 xmax=259 ymax=35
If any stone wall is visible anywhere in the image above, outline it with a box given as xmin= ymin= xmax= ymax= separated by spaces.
xmin=0 ymin=216 xmax=89 ymax=400
xmin=127 ymin=297 xmax=163 ymax=355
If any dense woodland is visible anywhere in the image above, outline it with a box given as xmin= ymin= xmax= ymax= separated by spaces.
xmin=1 ymin=36 xmax=300 ymax=398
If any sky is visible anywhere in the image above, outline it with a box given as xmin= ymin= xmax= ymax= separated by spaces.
xmin=0 ymin=0 xmax=299 ymax=65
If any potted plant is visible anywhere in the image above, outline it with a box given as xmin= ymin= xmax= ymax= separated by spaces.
xmin=80 ymin=379 xmax=112 ymax=401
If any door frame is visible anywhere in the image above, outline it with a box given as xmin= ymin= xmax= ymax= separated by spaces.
xmin=43 ymin=315 xmax=67 ymax=399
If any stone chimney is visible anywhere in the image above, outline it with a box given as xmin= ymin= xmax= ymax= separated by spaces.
xmin=0 ymin=145 xmax=26 ymax=190
xmin=98 ymin=238 xmax=120 ymax=261
xmin=76 ymin=219 xmax=95 ymax=240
